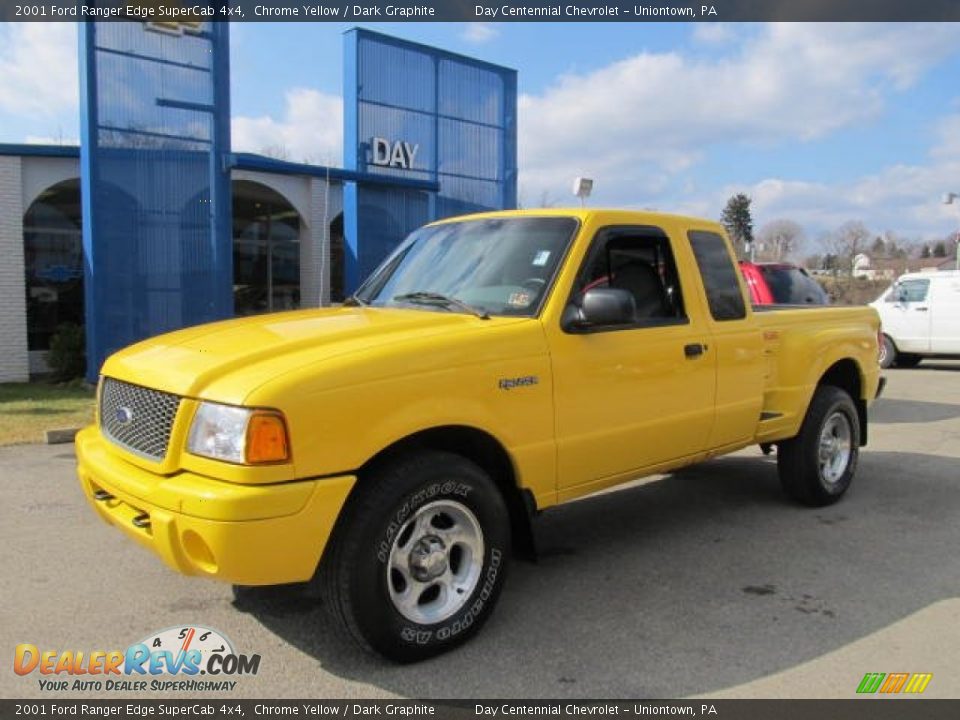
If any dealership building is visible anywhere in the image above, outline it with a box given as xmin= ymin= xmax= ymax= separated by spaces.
xmin=0 ymin=24 xmax=517 ymax=383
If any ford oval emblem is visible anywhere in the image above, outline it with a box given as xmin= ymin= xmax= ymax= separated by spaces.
xmin=115 ymin=407 xmax=134 ymax=426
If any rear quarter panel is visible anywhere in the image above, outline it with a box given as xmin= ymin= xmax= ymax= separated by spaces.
xmin=752 ymin=306 xmax=881 ymax=443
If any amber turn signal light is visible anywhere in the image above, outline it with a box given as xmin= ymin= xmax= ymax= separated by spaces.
xmin=245 ymin=411 xmax=290 ymax=464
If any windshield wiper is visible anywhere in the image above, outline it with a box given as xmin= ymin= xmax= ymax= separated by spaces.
xmin=393 ymin=291 xmax=490 ymax=319
xmin=342 ymin=294 xmax=367 ymax=307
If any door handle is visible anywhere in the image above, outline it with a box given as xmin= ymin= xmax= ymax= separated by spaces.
xmin=915 ymin=307 xmax=928 ymax=312
xmin=684 ymin=343 xmax=706 ymax=358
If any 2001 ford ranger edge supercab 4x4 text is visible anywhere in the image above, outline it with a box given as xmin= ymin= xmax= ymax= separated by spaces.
xmin=76 ymin=209 xmax=884 ymax=662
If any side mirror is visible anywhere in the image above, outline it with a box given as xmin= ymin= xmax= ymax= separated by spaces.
xmin=564 ymin=288 xmax=636 ymax=331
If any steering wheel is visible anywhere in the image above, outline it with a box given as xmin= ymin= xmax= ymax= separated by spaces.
xmin=520 ymin=278 xmax=546 ymax=291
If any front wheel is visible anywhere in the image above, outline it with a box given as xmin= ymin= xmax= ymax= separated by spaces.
xmin=778 ymin=385 xmax=860 ymax=507
xmin=320 ymin=451 xmax=510 ymax=663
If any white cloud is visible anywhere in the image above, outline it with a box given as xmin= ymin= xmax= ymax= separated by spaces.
xmin=24 ymin=134 xmax=78 ymax=146
xmin=461 ymin=23 xmax=499 ymax=45
xmin=0 ymin=23 xmax=78 ymax=117
xmin=231 ymin=89 xmax=343 ymax=165
xmin=682 ymin=114 xmax=960 ymax=240
xmin=518 ymin=23 xmax=959 ymax=211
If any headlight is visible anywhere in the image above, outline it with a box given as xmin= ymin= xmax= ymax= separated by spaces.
xmin=187 ymin=402 xmax=290 ymax=464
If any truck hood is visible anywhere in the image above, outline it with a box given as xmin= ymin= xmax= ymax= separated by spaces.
xmin=102 ymin=306 xmax=526 ymax=401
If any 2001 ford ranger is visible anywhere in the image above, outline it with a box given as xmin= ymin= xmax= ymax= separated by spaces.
xmin=76 ymin=209 xmax=883 ymax=662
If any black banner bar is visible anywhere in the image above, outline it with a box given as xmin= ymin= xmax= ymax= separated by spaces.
xmin=3 ymin=700 xmax=960 ymax=720
xmin=3 ymin=0 xmax=960 ymax=22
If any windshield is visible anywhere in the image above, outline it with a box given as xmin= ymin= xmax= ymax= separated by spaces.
xmin=354 ymin=217 xmax=578 ymax=317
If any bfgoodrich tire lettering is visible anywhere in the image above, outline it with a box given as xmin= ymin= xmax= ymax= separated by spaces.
xmin=777 ymin=385 xmax=861 ymax=507
xmin=321 ymin=450 xmax=510 ymax=663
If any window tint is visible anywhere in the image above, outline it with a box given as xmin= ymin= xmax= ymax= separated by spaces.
xmin=23 ymin=180 xmax=84 ymax=351
xmin=688 ymin=231 xmax=747 ymax=320
xmin=572 ymin=227 xmax=687 ymax=327
xmin=896 ymin=279 xmax=930 ymax=303
xmin=760 ymin=266 xmax=828 ymax=304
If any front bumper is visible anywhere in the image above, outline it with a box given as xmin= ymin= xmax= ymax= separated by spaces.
xmin=75 ymin=427 xmax=356 ymax=586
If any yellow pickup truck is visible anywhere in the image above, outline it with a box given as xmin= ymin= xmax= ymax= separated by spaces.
xmin=76 ymin=209 xmax=883 ymax=662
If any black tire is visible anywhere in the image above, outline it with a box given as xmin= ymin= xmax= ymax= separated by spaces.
xmin=895 ymin=353 xmax=922 ymax=368
xmin=777 ymin=385 xmax=860 ymax=507
xmin=320 ymin=450 xmax=510 ymax=663
xmin=878 ymin=334 xmax=896 ymax=369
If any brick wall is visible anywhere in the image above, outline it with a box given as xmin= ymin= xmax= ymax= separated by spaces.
xmin=0 ymin=156 xmax=29 ymax=383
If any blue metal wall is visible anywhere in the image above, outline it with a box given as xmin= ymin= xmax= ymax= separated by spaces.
xmin=79 ymin=21 xmax=231 ymax=382
xmin=343 ymin=29 xmax=518 ymax=292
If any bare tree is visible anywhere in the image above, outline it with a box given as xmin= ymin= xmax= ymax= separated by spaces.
xmin=260 ymin=144 xmax=291 ymax=161
xmin=537 ymin=190 xmax=558 ymax=208
xmin=825 ymin=221 xmax=871 ymax=275
xmin=756 ymin=219 xmax=804 ymax=261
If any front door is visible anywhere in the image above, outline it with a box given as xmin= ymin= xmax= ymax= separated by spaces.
xmin=548 ymin=225 xmax=716 ymax=495
xmin=881 ymin=278 xmax=932 ymax=353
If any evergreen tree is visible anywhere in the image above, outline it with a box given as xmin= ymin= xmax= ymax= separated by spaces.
xmin=721 ymin=193 xmax=754 ymax=259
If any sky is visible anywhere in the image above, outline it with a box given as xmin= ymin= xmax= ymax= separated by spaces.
xmin=2 ymin=21 xmax=960 ymax=251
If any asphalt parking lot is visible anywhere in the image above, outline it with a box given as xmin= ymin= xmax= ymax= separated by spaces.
xmin=2 ymin=361 xmax=959 ymax=700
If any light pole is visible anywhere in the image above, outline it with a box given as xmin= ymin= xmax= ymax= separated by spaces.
xmin=944 ymin=192 xmax=960 ymax=271
xmin=573 ymin=177 xmax=594 ymax=208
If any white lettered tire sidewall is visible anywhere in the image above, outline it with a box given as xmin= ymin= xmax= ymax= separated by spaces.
xmin=338 ymin=452 xmax=510 ymax=662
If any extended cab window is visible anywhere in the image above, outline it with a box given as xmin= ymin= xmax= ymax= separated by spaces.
xmin=567 ymin=227 xmax=687 ymax=329
xmin=688 ymin=230 xmax=747 ymax=321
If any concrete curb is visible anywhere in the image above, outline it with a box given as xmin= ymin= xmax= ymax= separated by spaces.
xmin=45 ymin=428 xmax=80 ymax=444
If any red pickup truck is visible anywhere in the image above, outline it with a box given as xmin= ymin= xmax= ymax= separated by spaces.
xmin=740 ymin=261 xmax=830 ymax=305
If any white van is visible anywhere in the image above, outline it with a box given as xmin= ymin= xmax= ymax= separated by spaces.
xmin=872 ymin=270 xmax=960 ymax=368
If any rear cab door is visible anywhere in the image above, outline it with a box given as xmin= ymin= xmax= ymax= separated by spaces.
xmin=685 ymin=227 xmax=766 ymax=452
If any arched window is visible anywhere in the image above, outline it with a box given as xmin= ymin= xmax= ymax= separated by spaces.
xmin=23 ymin=179 xmax=84 ymax=351
xmin=232 ymin=181 xmax=302 ymax=316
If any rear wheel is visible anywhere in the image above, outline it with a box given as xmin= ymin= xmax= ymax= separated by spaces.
xmin=778 ymin=385 xmax=860 ymax=507
xmin=878 ymin=334 xmax=896 ymax=369
xmin=320 ymin=451 xmax=510 ymax=663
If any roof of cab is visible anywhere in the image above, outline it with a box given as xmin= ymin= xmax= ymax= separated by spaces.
xmin=428 ymin=207 xmax=726 ymax=230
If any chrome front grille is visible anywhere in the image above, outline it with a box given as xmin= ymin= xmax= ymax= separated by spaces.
xmin=99 ymin=378 xmax=181 ymax=461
